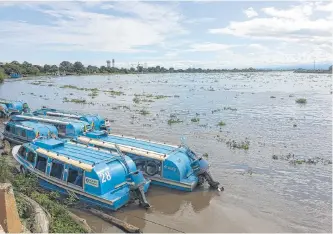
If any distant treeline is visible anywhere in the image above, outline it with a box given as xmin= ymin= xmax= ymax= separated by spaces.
xmin=0 ymin=60 xmax=279 ymax=80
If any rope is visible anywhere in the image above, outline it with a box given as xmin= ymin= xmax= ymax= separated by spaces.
xmin=117 ymin=209 xmax=186 ymax=233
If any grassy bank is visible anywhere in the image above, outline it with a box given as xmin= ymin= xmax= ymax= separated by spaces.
xmin=0 ymin=155 xmax=87 ymax=233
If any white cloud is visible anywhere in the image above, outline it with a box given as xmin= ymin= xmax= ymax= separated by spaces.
xmin=261 ymin=4 xmax=313 ymax=20
xmin=184 ymin=17 xmax=216 ymax=24
xmin=188 ymin=43 xmax=235 ymax=52
xmin=0 ymin=1 xmax=185 ymax=52
xmin=243 ymin=7 xmax=258 ymax=18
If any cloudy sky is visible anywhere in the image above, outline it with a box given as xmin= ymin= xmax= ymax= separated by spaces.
xmin=0 ymin=1 xmax=332 ymax=68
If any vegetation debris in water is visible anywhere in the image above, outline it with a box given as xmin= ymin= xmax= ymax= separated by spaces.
xmin=226 ymin=139 xmax=250 ymax=150
xmin=295 ymin=98 xmax=307 ymax=104
xmin=191 ymin=118 xmax=200 ymax=122
xmin=217 ymin=121 xmax=226 ymax=126
xmin=168 ymin=118 xmax=183 ymax=125
xmin=63 ymin=97 xmax=87 ymax=104
xmin=139 ymin=109 xmax=150 ymax=115
xmin=203 ymin=153 xmax=209 ymax=158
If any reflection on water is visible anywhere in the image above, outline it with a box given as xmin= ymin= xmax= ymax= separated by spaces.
xmin=0 ymin=72 xmax=331 ymax=232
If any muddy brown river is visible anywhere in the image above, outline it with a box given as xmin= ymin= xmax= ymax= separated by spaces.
xmin=1 ymin=72 xmax=332 ymax=232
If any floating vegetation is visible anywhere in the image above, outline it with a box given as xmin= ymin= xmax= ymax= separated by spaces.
xmin=174 ymin=95 xmax=180 ymax=98
xmin=295 ymin=98 xmax=307 ymax=104
xmin=60 ymin=85 xmax=123 ymax=96
xmin=203 ymin=153 xmax=208 ymax=158
xmin=191 ymin=118 xmax=200 ymax=122
xmin=88 ymin=90 xmax=98 ymax=99
xmin=212 ymin=109 xmax=221 ymax=114
xmin=105 ymin=90 xmax=124 ymax=96
xmin=272 ymin=153 xmax=332 ymax=165
xmin=289 ymin=94 xmax=295 ymax=97
xmin=168 ymin=118 xmax=183 ymax=125
xmin=223 ymin=106 xmax=237 ymax=111
xmin=133 ymin=97 xmax=140 ymax=104
xmin=270 ymin=96 xmax=276 ymax=98
xmin=139 ymin=109 xmax=150 ymax=116
xmin=63 ymin=97 xmax=86 ymax=104
xmin=154 ymin=95 xmax=170 ymax=99
xmin=217 ymin=121 xmax=226 ymax=127
xmin=226 ymin=139 xmax=250 ymax=150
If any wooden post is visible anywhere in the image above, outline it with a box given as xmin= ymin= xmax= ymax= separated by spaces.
xmin=88 ymin=208 xmax=141 ymax=233
xmin=0 ymin=183 xmax=23 ymax=233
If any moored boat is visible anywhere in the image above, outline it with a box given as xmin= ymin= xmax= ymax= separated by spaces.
xmin=0 ymin=99 xmax=30 ymax=117
xmin=3 ymin=120 xmax=58 ymax=145
xmin=10 ymin=114 xmax=221 ymax=192
xmin=33 ymin=107 xmax=110 ymax=131
xmin=12 ymin=138 xmax=151 ymax=210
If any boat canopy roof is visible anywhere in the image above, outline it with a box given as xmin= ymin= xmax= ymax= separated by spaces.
xmin=33 ymin=108 xmax=106 ymax=129
xmin=7 ymin=120 xmax=58 ymax=135
xmin=29 ymin=138 xmax=124 ymax=172
xmin=11 ymin=115 xmax=91 ymax=129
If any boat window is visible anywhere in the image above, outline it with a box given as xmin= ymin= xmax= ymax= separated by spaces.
xmin=18 ymin=146 xmax=27 ymax=158
xmin=58 ymin=125 xmax=66 ymax=135
xmin=67 ymin=168 xmax=83 ymax=187
xmin=27 ymin=151 xmax=36 ymax=164
xmin=35 ymin=155 xmax=47 ymax=173
xmin=21 ymin=129 xmax=26 ymax=137
xmin=5 ymin=125 xmax=10 ymax=132
xmin=50 ymin=161 xmax=64 ymax=180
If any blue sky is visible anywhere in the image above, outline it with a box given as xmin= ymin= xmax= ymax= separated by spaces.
xmin=0 ymin=1 xmax=331 ymax=68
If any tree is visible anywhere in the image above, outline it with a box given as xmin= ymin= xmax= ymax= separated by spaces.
xmin=44 ymin=64 xmax=51 ymax=73
xmin=0 ymin=68 xmax=6 ymax=83
xmin=49 ymin=65 xmax=59 ymax=73
xmin=329 ymin=65 xmax=332 ymax=71
xmin=59 ymin=61 xmax=73 ymax=72
xmin=73 ymin=61 xmax=85 ymax=73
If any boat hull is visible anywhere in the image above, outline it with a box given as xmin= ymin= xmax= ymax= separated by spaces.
xmin=12 ymin=145 xmax=140 ymax=211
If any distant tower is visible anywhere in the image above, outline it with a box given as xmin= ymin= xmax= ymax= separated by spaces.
xmin=112 ymin=59 xmax=115 ymax=68
xmin=107 ymin=60 xmax=111 ymax=68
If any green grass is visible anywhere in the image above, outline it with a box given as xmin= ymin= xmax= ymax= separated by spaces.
xmin=191 ymin=118 xmax=200 ymax=122
xmin=217 ymin=121 xmax=226 ymax=126
xmin=296 ymin=98 xmax=307 ymax=104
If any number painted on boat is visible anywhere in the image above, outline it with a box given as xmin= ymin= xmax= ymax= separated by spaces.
xmin=164 ymin=165 xmax=177 ymax=172
xmin=98 ymin=171 xmax=112 ymax=183
xmin=85 ymin=177 xmax=99 ymax=187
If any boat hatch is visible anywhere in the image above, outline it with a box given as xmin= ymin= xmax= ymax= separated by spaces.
xmin=34 ymin=139 xmax=65 ymax=149
xmin=85 ymin=131 xmax=108 ymax=138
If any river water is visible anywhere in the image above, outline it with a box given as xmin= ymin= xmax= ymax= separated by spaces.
xmin=0 ymin=72 xmax=331 ymax=232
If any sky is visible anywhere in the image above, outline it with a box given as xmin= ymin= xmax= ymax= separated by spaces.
xmin=0 ymin=0 xmax=332 ymax=69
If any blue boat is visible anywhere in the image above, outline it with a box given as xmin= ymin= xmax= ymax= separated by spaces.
xmin=12 ymin=138 xmax=151 ymax=210
xmin=0 ymin=99 xmax=30 ymax=117
xmin=33 ymin=107 xmax=110 ymax=131
xmin=3 ymin=120 xmax=58 ymax=145
xmin=10 ymin=73 xmax=21 ymax=79
xmin=10 ymin=114 xmax=220 ymax=192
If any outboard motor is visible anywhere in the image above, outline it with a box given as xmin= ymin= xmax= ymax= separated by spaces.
xmin=181 ymin=137 xmax=220 ymax=189
xmin=115 ymin=145 xmax=151 ymax=208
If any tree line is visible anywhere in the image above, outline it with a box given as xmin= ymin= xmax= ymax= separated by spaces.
xmin=0 ymin=60 xmax=265 ymax=75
